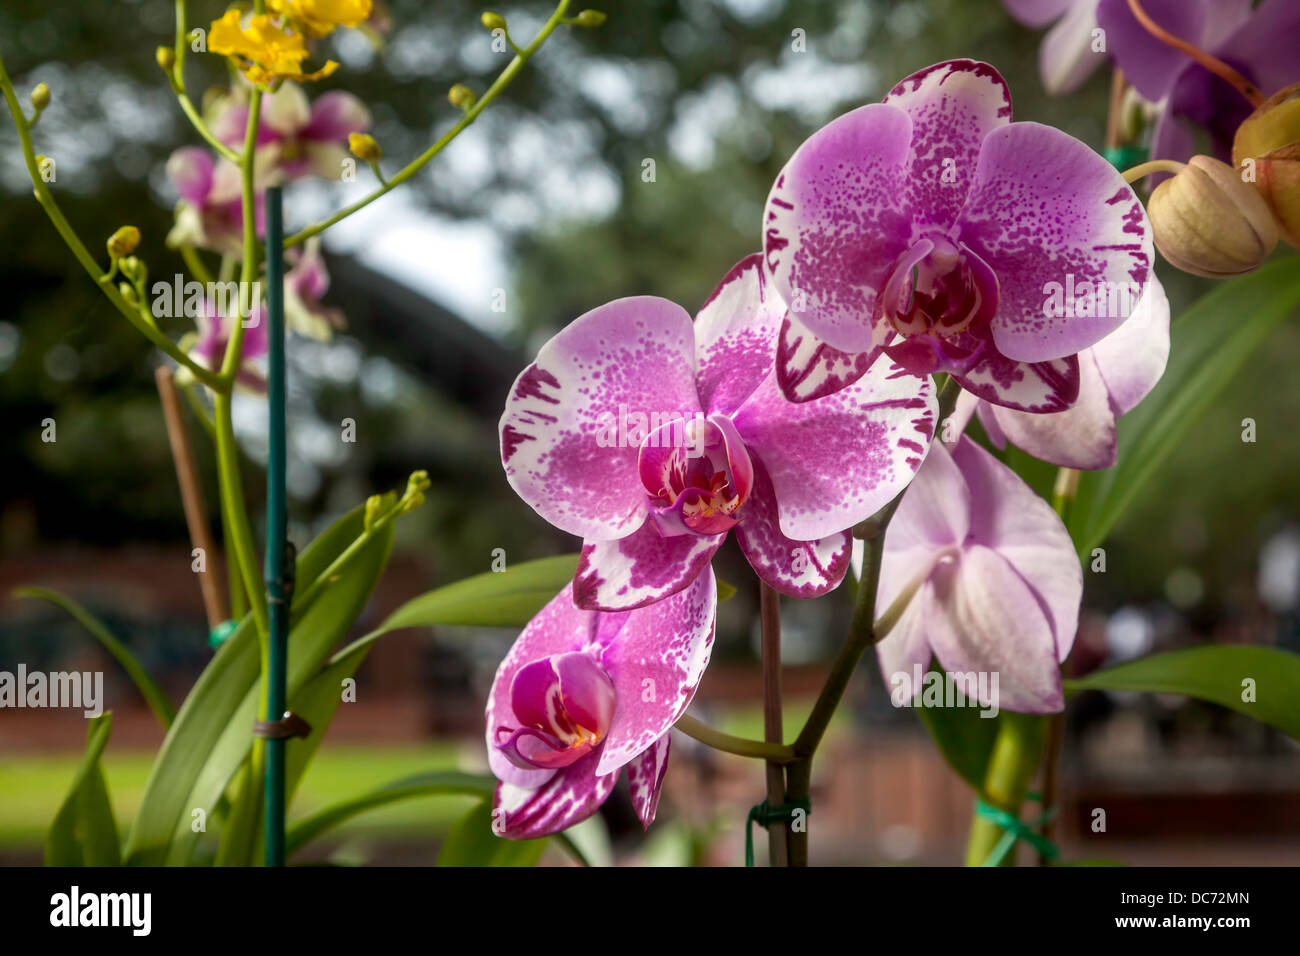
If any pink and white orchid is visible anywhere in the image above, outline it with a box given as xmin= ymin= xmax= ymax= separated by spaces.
xmin=285 ymin=237 xmax=346 ymax=339
xmin=487 ymin=571 xmax=716 ymax=839
xmin=165 ymin=147 xmax=267 ymax=255
xmin=954 ymin=273 xmax=1171 ymax=469
xmin=500 ymin=254 xmax=938 ymax=612
xmin=212 ymin=81 xmax=370 ymax=181
xmin=764 ymin=59 xmax=1153 ymax=413
xmin=188 ymin=299 xmax=268 ymax=393
xmin=871 ymin=436 xmax=1082 ymax=713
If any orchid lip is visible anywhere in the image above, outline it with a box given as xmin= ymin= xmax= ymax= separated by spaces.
xmin=879 ymin=236 xmax=1000 ymax=342
xmin=497 ymin=652 xmax=616 ymax=770
xmin=638 ymin=415 xmax=753 ymax=537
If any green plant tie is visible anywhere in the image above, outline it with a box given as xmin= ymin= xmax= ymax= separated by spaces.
xmin=208 ymin=618 xmax=238 ymax=649
xmin=975 ymin=790 xmax=1059 ymax=866
xmin=1104 ymin=144 xmax=1148 ymax=172
xmin=744 ymin=799 xmax=810 ymax=867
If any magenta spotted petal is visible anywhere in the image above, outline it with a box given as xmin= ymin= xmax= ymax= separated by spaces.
xmin=487 ymin=574 xmax=715 ymax=839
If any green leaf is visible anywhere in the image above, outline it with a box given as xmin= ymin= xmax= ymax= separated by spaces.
xmin=45 ymin=713 xmax=120 ymax=866
xmin=285 ymin=771 xmax=495 ymax=858
xmin=912 ymin=665 xmax=1002 ymax=797
xmin=123 ymin=501 xmax=394 ymax=866
xmin=436 ymin=800 xmax=547 ymax=867
xmin=15 ymin=586 xmax=175 ymax=729
xmin=1065 ymin=645 xmax=1300 ymax=740
xmin=1070 ymin=261 xmax=1300 ymax=556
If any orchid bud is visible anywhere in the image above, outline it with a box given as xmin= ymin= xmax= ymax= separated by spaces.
xmin=156 ymin=46 xmax=175 ymax=72
xmin=29 ymin=82 xmax=50 ymax=112
xmin=118 ymin=282 xmax=138 ymax=306
xmin=1148 ymin=156 xmax=1277 ymax=278
xmin=106 ymin=225 xmax=141 ymax=260
xmin=1233 ymin=81 xmax=1300 ymax=247
xmin=481 ymin=12 xmax=506 ymax=31
xmin=363 ymin=494 xmax=384 ymax=533
xmin=348 ymin=132 xmax=381 ymax=163
xmin=572 ymin=10 xmax=606 ymax=27
xmin=448 ymin=84 xmax=476 ymax=111
xmin=120 ymin=255 xmax=146 ymax=287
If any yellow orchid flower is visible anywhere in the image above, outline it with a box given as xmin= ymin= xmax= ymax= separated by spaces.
xmin=209 ymin=9 xmax=339 ymax=86
xmin=267 ymin=0 xmax=373 ymax=38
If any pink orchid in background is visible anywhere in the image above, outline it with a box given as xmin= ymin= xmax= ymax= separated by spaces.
xmin=285 ymin=237 xmax=345 ymax=339
xmin=1097 ymin=0 xmax=1300 ymax=169
xmin=954 ymin=273 xmax=1170 ymax=469
xmin=212 ymin=81 xmax=370 ymax=181
xmin=764 ymin=59 xmax=1152 ymax=413
xmin=1002 ymin=0 xmax=1104 ymax=95
xmin=500 ymin=255 xmax=937 ymax=612
xmin=870 ymin=436 xmax=1082 ymax=714
xmin=487 ymin=571 xmax=716 ymax=839
xmin=188 ymin=299 xmax=268 ymax=393
xmin=165 ymin=147 xmax=268 ymax=255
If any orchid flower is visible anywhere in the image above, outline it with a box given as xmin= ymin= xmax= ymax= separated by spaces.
xmin=208 ymin=10 xmax=339 ymax=86
xmin=1002 ymin=0 xmax=1104 ymax=95
xmin=165 ymin=147 xmax=268 ymax=255
xmin=285 ymin=237 xmax=346 ymax=339
xmin=487 ymin=571 xmax=716 ymax=839
xmin=500 ymin=254 xmax=938 ymax=612
xmin=1097 ymin=0 xmax=1300 ymax=168
xmin=954 ymin=273 xmax=1170 ymax=469
xmin=764 ymin=59 xmax=1152 ymax=413
xmin=269 ymin=0 xmax=373 ymax=37
xmin=212 ymin=81 xmax=370 ymax=182
xmin=188 ymin=299 xmax=268 ymax=393
xmin=870 ymin=436 xmax=1082 ymax=714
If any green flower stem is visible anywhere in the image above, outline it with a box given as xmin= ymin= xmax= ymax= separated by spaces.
xmin=0 ymin=48 xmax=224 ymax=390
xmin=168 ymin=1 xmax=240 ymax=163
xmin=1121 ymin=159 xmax=1185 ymax=184
xmin=284 ymin=0 xmax=574 ymax=247
xmin=673 ymin=715 xmax=795 ymax=764
xmin=963 ymin=712 xmax=1047 ymax=866
xmin=179 ymin=243 xmax=215 ymax=286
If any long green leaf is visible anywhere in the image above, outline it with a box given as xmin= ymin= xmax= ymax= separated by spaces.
xmin=45 ymin=712 xmax=120 ymax=866
xmin=123 ymin=501 xmax=394 ymax=866
xmin=1065 ymin=645 xmax=1300 ymax=740
xmin=1070 ymin=260 xmax=1300 ymax=555
xmin=15 ymin=587 xmax=175 ymax=729
xmin=911 ymin=661 xmax=1001 ymax=796
xmin=436 ymin=800 xmax=547 ymax=867
xmin=285 ymin=771 xmax=494 ymax=858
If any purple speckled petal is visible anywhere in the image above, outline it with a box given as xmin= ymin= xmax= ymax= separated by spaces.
xmin=927 ymin=546 xmax=1065 ymax=713
xmin=958 ymin=122 xmax=1152 ymax=363
xmin=953 ymin=437 xmax=1081 ymax=662
xmin=302 ymin=90 xmax=371 ymax=142
xmin=1096 ymin=0 xmax=1214 ymax=102
xmin=493 ymin=749 xmax=617 ymax=839
xmin=763 ymin=103 xmax=913 ymax=353
xmin=1038 ymin=0 xmax=1104 ymax=96
xmin=955 ymin=349 xmax=1080 ymax=413
xmin=595 ymin=568 xmax=716 ymax=775
xmin=985 ymin=349 xmax=1117 ymax=469
xmin=1091 ymin=274 xmax=1170 ymax=416
xmin=775 ymin=312 xmax=879 ymax=403
xmin=1002 ymin=0 xmax=1072 ymax=28
xmin=166 ymin=147 xmax=215 ymax=204
xmin=574 ymin=520 xmax=723 ymax=612
xmin=694 ymin=254 xmax=783 ymax=415
xmin=735 ymin=457 xmax=852 ymax=599
xmin=626 ymin=734 xmax=671 ymax=829
xmin=500 ymin=297 xmax=701 ymax=541
xmin=732 ymin=359 xmax=936 ymax=541
xmin=882 ymin=60 xmax=1013 ymax=233
xmin=485 ymin=583 xmax=600 ymax=789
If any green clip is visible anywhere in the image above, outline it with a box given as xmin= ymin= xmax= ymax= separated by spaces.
xmin=745 ymin=799 xmax=811 ymax=867
xmin=208 ymin=618 xmax=239 ymax=649
xmin=975 ymin=790 xmax=1060 ymax=866
xmin=1104 ymin=144 xmax=1148 ymax=172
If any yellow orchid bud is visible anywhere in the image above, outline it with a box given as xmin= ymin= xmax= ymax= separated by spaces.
xmin=448 ymin=84 xmax=477 ymax=110
xmin=29 ymin=82 xmax=50 ymax=112
xmin=348 ymin=132 xmax=381 ymax=163
xmin=156 ymin=46 xmax=176 ymax=71
xmin=481 ymin=12 xmax=506 ymax=31
xmin=1148 ymin=156 xmax=1277 ymax=278
xmin=1233 ymin=81 xmax=1300 ymax=247
xmin=107 ymin=225 xmax=141 ymax=260
xmin=572 ymin=10 xmax=606 ymax=27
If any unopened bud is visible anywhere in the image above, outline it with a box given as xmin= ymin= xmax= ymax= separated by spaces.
xmin=30 ymin=82 xmax=50 ymax=112
xmin=348 ymin=132 xmax=381 ymax=163
xmin=120 ymin=255 xmax=146 ymax=286
xmin=364 ymin=494 xmax=384 ymax=533
xmin=1148 ymin=156 xmax=1278 ymax=278
xmin=1233 ymin=81 xmax=1300 ymax=247
xmin=448 ymin=84 xmax=476 ymax=110
xmin=107 ymin=225 xmax=141 ymax=259
xmin=118 ymin=282 xmax=138 ymax=306
xmin=156 ymin=46 xmax=176 ymax=71
xmin=572 ymin=10 xmax=606 ymax=27
xmin=481 ymin=12 xmax=506 ymax=31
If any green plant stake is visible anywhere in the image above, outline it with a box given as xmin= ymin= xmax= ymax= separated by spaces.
xmin=264 ymin=185 xmax=289 ymax=868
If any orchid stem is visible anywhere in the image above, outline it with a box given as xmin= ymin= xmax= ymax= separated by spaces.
xmin=1125 ymin=0 xmax=1263 ymax=108
xmin=964 ymin=713 xmax=1046 ymax=866
xmin=1121 ymin=159 xmax=1185 ymax=184
xmin=674 ymin=715 xmax=794 ymax=764
xmin=758 ymin=582 xmax=789 ymax=866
